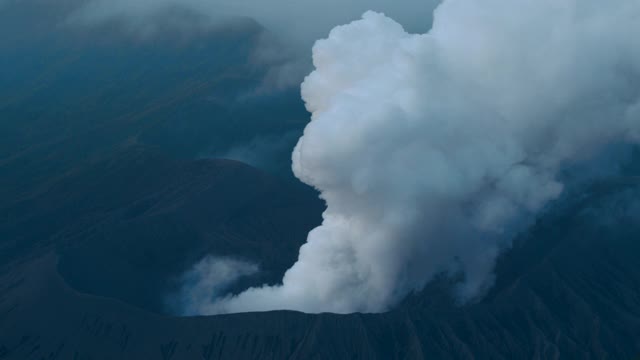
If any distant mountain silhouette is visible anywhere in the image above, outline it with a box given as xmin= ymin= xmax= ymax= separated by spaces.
xmin=0 ymin=3 xmax=308 ymax=181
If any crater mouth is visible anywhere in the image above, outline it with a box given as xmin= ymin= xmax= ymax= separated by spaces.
xmin=55 ymin=154 xmax=324 ymax=315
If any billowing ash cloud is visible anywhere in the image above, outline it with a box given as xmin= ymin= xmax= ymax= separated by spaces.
xmin=192 ymin=0 xmax=640 ymax=315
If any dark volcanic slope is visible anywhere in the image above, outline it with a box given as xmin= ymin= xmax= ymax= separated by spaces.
xmin=1 ymin=178 xmax=640 ymax=359
xmin=0 ymin=6 xmax=309 ymax=185
xmin=1 ymin=146 xmax=325 ymax=314
xmin=0 ymin=1 xmax=321 ymax=317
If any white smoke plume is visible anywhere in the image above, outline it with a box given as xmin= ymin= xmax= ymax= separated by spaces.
xmin=193 ymin=0 xmax=640 ymax=315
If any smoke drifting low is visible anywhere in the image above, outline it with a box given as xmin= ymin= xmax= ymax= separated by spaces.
xmin=193 ymin=0 xmax=640 ymax=314
xmin=66 ymin=0 xmax=439 ymax=48
xmin=167 ymin=256 xmax=258 ymax=316
xmin=59 ymin=0 xmax=440 ymax=91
